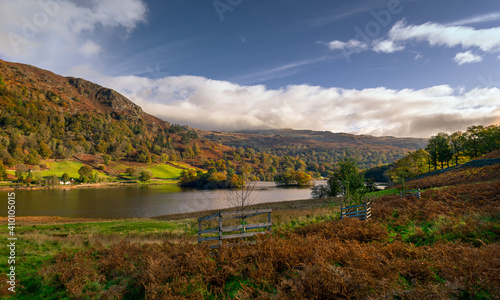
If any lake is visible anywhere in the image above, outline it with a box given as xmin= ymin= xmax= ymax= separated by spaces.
xmin=2 ymin=181 xmax=327 ymax=218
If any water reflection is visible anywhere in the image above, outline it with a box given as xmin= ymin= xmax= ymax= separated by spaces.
xmin=1 ymin=181 xmax=326 ymax=218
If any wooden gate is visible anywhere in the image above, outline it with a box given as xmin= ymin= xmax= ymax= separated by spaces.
xmin=340 ymin=201 xmax=371 ymax=220
xmin=198 ymin=209 xmax=272 ymax=248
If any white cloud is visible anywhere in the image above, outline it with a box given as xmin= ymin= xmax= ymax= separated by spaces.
xmin=0 ymin=0 xmax=147 ymax=71
xmin=327 ymin=39 xmax=368 ymax=51
xmin=79 ymin=40 xmax=102 ymax=57
xmin=79 ymin=70 xmax=500 ymax=138
xmin=453 ymin=51 xmax=483 ymax=65
xmin=325 ymin=18 xmax=500 ymax=62
xmin=372 ymin=39 xmax=404 ymax=53
xmin=389 ymin=20 xmax=500 ymax=53
xmin=448 ymin=12 xmax=500 ymax=26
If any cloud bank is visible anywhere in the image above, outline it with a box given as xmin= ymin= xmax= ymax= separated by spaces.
xmin=81 ymin=72 xmax=499 ymax=138
xmin=0 ymin=0 xmax=147 ymax=65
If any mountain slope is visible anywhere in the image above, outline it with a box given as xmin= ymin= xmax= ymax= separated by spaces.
xmin=0 ymin=59 xmax=230 ymax=169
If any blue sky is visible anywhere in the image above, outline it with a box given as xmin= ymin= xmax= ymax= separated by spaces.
xmin=0 ymin=0 xmax=499 ymax=137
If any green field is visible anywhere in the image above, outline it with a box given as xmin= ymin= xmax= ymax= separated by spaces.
xmin=145 ymin=164 xmax=183 ymax=179
xmin=41 ymin=161 xmax=86 ymax=178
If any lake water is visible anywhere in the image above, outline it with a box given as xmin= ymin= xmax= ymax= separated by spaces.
xmin=2 ymin=181 xmax=326 ymax=218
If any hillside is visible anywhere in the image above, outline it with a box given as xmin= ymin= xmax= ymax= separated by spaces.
xmin=0 ymin=59 xmax=231 ymax=173
xmin=201 ymin=128 xmax=427 ymax=170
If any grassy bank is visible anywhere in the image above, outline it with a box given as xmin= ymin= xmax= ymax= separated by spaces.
xmin=1 ymin=174 xmax=499 ymax=298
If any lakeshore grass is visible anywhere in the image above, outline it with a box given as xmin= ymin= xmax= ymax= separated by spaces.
xmin=1 ymin=177 xmax=498 ymax=299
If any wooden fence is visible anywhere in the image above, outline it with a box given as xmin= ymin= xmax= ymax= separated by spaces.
xmin=400 ymin=189 xmax=421 ymax=199
xmin=340 ymin=201 xmax=371 ymax=220
xmin=198 ymin=209 xmax=272 ymax=248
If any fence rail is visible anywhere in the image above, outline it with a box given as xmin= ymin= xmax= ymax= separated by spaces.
xmin=198 ymin=209 xmax=272 ymax=248
xmin=340 ymin=201 xmax=371 ymax=220
xmin=400 ymin=189 xmax=421 ymax=199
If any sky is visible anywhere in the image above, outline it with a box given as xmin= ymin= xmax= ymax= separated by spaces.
xmin=0 ymin=0 xmax=499 ymax=138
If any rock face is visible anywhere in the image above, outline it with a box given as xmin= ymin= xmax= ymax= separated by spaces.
xmin=0 ymin=59 xmax=168 ymax=127
xmin=67 ymin=77 xmax=144 ymax=120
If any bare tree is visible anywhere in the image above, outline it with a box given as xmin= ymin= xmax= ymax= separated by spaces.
xmin=225 ymin=182 xmax=260 ymax=211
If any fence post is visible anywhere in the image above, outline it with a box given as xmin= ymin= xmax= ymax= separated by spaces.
xmin=218 ymin=211 xmax=222 ymax=248
xmin=198 ymin=218 xmax=201 ymax=244
xmin=268 ymin=210 xmax=272 ymax=233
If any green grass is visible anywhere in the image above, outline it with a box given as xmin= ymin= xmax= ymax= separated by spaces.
xmin=366 ymin=188 xmax=399 ymax=198
xmin=145 ymin=164 xmax=183 ymax=179
xmin=5 ymin=219 xmax=197 ymax=237
xmin=41 ymin=161 xmax=86 ymax=178
xmin=0 ymin=218 xmax=198 ymax=298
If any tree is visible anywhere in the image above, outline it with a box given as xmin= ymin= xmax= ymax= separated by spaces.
xmin=78 ymin=165 xmax=94 ymax=182
xmin=464 ymin=126 xmax=484 ymax=159
xmin=0 ymin=161 xmax=7 ymax=181
xmin=226 ymin=182 xmax=258 ymax=211
xmin=102 ymin=154 xmax=112 ymax=165
xmin=139 ymin=171 xmax=152 ymax=182
xmin=125 ymin=167 xmax=138 ymax=178
xmin=61 ymin=173 xmax=70 ymax=183
xmin=327 ymin=157 xmax=368 ymax=204
xmin=311 ymin=184 xmax=329 ymax=199
xmin=449 ymin=131 xmax=465 ymax=165
xmin=426 ymin=133 xmax=452 ymax=169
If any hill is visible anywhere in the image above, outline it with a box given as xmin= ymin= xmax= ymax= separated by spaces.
xmin=201 ymin=128 xmax=427 ymax=170
xmin=0 ymin=59 xmax=232 ymax=176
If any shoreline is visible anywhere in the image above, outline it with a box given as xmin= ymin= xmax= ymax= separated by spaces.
xmin=153 ymin=196 xmax=341 ymax=221
xmin=0 ymin=197 xmax=342 ymax=225
xmin=0 ymin=179 xmax=179 ymax=191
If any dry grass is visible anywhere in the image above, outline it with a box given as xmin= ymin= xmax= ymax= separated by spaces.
xmin=33 ymin=180 xmax=500 ymax=299
xmin=403 ymin=164 xmax=500 ymax=190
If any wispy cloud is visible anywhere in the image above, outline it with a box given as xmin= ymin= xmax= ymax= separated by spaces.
xmin=324 ymin=18 xmax=500 ymax=64
xmin=388 ymin=20 xmax=500 ymax=53
xmin=232 ymin=56 xmax=332 ymax=84
xmin=448 ymin=12 xmax=500 ymax=26
xmin=453 ymin=51 xmax=483 ymax=65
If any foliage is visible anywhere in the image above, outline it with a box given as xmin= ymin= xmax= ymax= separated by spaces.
xmin=61 ymin=173 xmax=70 ymax=183
xmin=383 ymin=124 xmax=500 ymax=185
xmin=274 ymin=170 xmax=312 ymax=187
xmin=311 ymin=184 xmax=330 ymax=198
xmin=326 ymin=157 xmax=370 ymax=204
xmin=138 ymin=171 xmax=152 ymax=182
xmin=125 ymin=167 xmax=138 ymax=178
xmin=179 ymin=169 xmax=245 ymax=189
xmin=386 ymin=149 xmax=429 ymax=189
xmin=102 ymin=154 xmax=111 ymax=165
xmin=78 ymin=165 xmax=93 ymax=182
